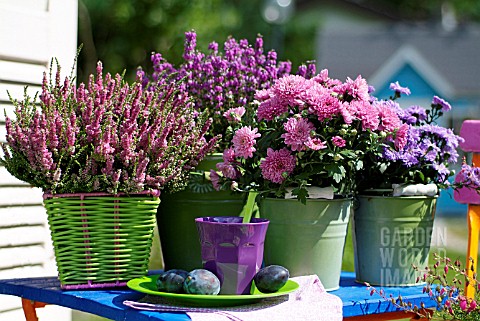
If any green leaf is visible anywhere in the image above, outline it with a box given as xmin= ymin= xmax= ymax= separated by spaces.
xmin=355 ymin=160 xmax=364 ymax=171
xmin=379 ymin=163 xmax=388 ymax=174
xmin=325 ymin=164 xmax=346 ymax=183
xmin=417 ymin=171 xmax=425 ymax=182
xmin=340 ymin=150 xmax=356 ymax=158
xmin=291 ymin=187 xmax=308 ymax=204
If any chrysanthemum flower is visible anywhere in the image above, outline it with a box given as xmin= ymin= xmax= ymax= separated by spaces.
xmin=281 ymin=117 xmax=315 ymax=151
xmin=332 ymin=136 xmax=346 ymax=148
xmin=260 ymin=148 xmax=296 ymax=184
xmin=232 ymin=126 xmax=261 ymax=159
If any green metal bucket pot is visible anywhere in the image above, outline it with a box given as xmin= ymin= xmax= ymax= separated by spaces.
xmin=259 ymin=197 xmax=352 ymax=291
xmin=157 ymin=154 xmax=245 ymax=271
xmin=353 ymin=195 xmax=437 ymax=286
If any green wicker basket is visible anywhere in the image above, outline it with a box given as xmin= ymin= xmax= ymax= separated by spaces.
xmin=43 ymin=192 xmax=160 ymax=289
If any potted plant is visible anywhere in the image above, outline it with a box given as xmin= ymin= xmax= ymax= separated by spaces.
xmin=213 ymin=70 xmax=402 ymax=290
xmin=0 ymin=60 xmax=217 ymax=289
xmin=353 ymin=82 xmax=463 ymax=286
xmin=367 ymin=253 xmax=480 ymax=320
xmin=139 ymin=30 xmax=316 ymax=271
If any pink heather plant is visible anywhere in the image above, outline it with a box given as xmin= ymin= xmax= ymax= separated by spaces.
xmin=0 ymin=61 xmax=218 ymax=195
xmin=211 ymin=71 xmax=405 ymax=202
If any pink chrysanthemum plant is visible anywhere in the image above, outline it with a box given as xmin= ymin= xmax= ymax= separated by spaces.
xmin=0 ymin=60 xmax=218 ymax=196
xmin=211 ymin=70 xmax=406 ymax=203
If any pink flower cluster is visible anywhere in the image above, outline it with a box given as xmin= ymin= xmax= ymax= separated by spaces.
xmin=1 ymin=62 xmax=217 ymax=195
xmin=212 ymin=70 xmax=406 ymax=196
xmin=260 ymin=148 xmax=296 ymax=184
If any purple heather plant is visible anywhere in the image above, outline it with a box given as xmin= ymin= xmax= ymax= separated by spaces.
xmin=210 ymin=70 xmax=406 ymax=202
xmin=139 ymin=30 xmax=316 ymax=152
xmin=0 ymin=61 xmax=218 ymax=195
xmin=356 ymin=83 xmax=463 ymax=193
xmin=367 ymin=253 xmax=480 ymax=320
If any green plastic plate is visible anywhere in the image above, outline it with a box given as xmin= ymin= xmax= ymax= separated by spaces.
xmin=127 ymin=274 xmax=299 ymax=307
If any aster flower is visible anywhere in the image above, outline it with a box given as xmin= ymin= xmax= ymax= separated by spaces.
xmin=432 ymin=95 xmax=452 ymax=111
xmin=455 ymin=163 xmax=480 ymax=190
xmin=403 ymin=105 xmax=427 ymax=125
xmin=389 ymin=81 xmax=411 ymax=96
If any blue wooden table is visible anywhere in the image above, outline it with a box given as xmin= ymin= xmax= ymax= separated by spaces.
xmin=0 ymin=271 xmax=436 ymax=321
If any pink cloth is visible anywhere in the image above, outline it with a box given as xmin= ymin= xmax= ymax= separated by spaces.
xmin=123 ymin=275 xmax=343 ymax=321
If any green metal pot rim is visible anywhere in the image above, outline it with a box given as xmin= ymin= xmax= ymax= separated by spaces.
xmin=261 ymin=197 xmax=353 ymax=202
xmin=357 ymin=195 xmax=438 ymax=199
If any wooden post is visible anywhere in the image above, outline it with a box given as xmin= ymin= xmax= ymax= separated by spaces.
xmin=453 ymin=120 xmax=480 ymax=298
xmin=21 ymin=299 xmax=46 ymax=321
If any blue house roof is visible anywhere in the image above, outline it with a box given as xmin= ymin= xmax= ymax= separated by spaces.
xmin=317 ymin=23 xmax=480 ymax=100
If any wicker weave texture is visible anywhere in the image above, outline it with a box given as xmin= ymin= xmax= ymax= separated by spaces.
xmin=43 ymin=193 xmax=160 ymax=289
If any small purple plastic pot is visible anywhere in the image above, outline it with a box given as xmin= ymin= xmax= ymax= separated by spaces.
xmin=195 ymin=216 xmax=269 ymax=295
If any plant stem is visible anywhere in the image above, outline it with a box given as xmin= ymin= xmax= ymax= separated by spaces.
xmin=240 ymin=191 xmax=258 ymax=223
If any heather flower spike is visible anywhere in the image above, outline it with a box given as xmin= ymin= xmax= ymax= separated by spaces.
xmin=0 ymin=59 xmax=217 ymax=195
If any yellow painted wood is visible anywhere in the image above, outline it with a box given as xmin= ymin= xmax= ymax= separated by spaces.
xmin=465 ymin=153 xmax=480 ymax=298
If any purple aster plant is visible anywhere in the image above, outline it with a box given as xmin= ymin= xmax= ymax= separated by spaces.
xmin=0 ymin=60 xmax=218 ymax=195
xmin=357 ymin=82 xmax=463 ymax=192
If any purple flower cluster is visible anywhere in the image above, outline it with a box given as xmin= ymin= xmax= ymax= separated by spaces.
xmin=211 ymin=71 xmax=405 ymax=200
xmin=368 ymin=83 xmax=463 ymax=188
xmin=455 ymin=163 xmax=480 ymax=190
xmin=140 ymin=30 xmax=316 ymax=151
xmin=1 ymin=61 xmax=218 ymax=195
